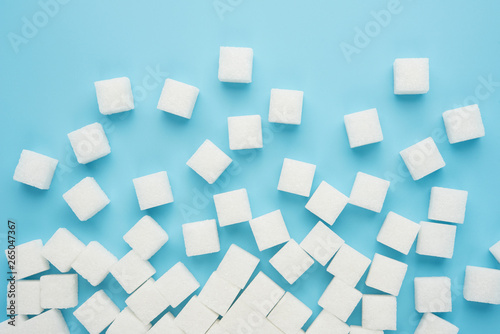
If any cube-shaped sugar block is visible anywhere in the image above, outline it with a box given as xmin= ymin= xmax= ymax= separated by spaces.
xmin=376 ymin=211 xmax=420 ymax=255
xmin=305 ymin=181 xmax=349 ymax=225
xmin=62 ymin=177 xmax=110 ymax=221
xmin=110 ymin=250 xmax=156 ymax=294
xmin=278 ymin=158 xmax=316 ymax=197
xmin=239 ymin=271 xmax=285 ymax=316
xmin=13 ymin=149 xmax=58 ymax=190
xmin=125 ymin=279 xmax=168 ymax=324
xmin=71 ymin=241 xmax=118 ymax=286
xmin=147 ymin=312 xmax=184 ymax=334
xmin=218 ymin=46 xmax=253 ymax=83
xmin=443 ymin=104 xmax=485 ymax=144
xmin=182 ymin=219 xmax=220 ymax=256
xmin=73 ymin=290 xmax=120 ymax=334
xmin=207 ymin=320 xmax=230 ymax=334
xmin=174 ymin=296 xmax=218 ymax=334
xmin=107 ymin=307 xmax=151 ymax=334
xmin=326 ymin=243 xmax=371 ymax=287
xmin=365 ymin=253 xmax=408 ymax=296
xmin=393 ymin=58 xmax=429 ymax=94
xmin=414 ymin=313 xmax=459 ymax=334
xmin=428 ymin=187 xmax=468 ymax=224
xmin=249 ymin=209 xmax=290 ymax=251
xmin=155 ymin=262 xmax=200 ymax=308
xmin=400 ymin=137 xmax=445 ymax=181
xmin=318 ymin=277 xmax=362 ymax=322
xmin=349 ymin=326 xmax=384 ymax=334
xmin=306 ymin=309 xmax=350 ymax=334
xmin=157 ymin=78 xmax=199 ymax=119
xmin=414 ymin=276 xmax=452 ymax=313
xmin=349 ymin=172 xmax=390 ymax=213
xmin=68 ymin=122 xmax=111 ymax=164
xmin=216 ymin=244 xmax=260 ymax=289
xmin=268 ymin=292 xmax=312 ymax=334
xmin=362 ymin=295 xmax=397 ymax=331
xmin=228 ymin=115 xmax=263 ymax=150
xmin=269 ymin=239 xmax=314 ymax=285
xmin=42 ymin=228 xmax=85 ymax=272
xmin=268 ymin=88 xmax=304 ymax=125
xmin=6 ymin=239 xmax=49 ymax=279
xmin=416 ymin=222 xmax=456 ymax=259
xmin=133 ymin=171 xmax=174 ymax=210
xmin=490 ymin=240 xmax=500 ymax=263
xmin=344 ymin=109 xmax=383 ymax=148
xmin=463 ymin=265 xmax=500 ymax=304
xmin=123 ymin=215 xmax=168 ymax=260
xmin=23 ymin=309 xmax=69 ymax=334
xmin=40 ymin=274 xmax=78 ymax=309
xmin=187 ymin=139 xmax=232 ymax=184
xmin=300 ymin=221 xmax=344 ymax=266
xmin=9 ymin=280 xmax=42 ymax=315
xmin=94 ymin=77 xmax=134 ymax=115
xmin=199 ymin=271 xmax=240 ymax=315
xmin=213 ymin=188 xmax=252 ymax=227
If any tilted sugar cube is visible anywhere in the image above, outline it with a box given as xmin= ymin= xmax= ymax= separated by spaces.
xmin=73 ymin=290 xmax=120 ymax=334
xmin=155 ymin=262 xmax=200 ymax=308
xmin=157 ymin=78 xmax=199 ymax=119
xmin=186 ymin=139 xmax=232 ymax=184
xmin=5 ymin=239 xmax=49 ymax=279
xmin=125 ymin=278 xmax=169 ymax=324
xmin=415 ymin=313 xmax=459 ymax=334
xmin=416 ymin=221 xmax=456 ymax=259
xmin=270 ymin=239 xmax=314 ymax=285
xmin=228 ymin=115 xmax=263 ymax=150
xmin=218 ymin=46 xmax=253 ymax=83
xmin=198 ymin=271 xmax=240 ymax=315
xmin=107 ymin=307 xmax=151 ymax=334
xmin=123 ymin=215 xmax=168 ymax=260
xmin=267 ymin=292 xmax=312 ymax=334
xmin=40 ymin=274 xmax=78 ymax=309
xmin=305 ymin=181 xmax=349 ymax=225
xmin=23 ymin=309 xmax=69 ymax=334
xmin=13 ymin=149 xmax=58 ymax=190
xmin=0 ymin=314 xmax=28 ymax=333
xmin=362 ymin=294 xmax=397 ymax=331
xmin=238 ymin=271 xmax=285 ymax=316
xmin=344 ymin=108 xmax=383 ymax=148
xmin=376 ymin=211 xmax=420 ymax=255
xmin=146 ymin=312 xmax=183 ymax=334
xmin=94 ymin=77 xmax=134 ymax=115
xmin=133 ymin=171 xmax=174 ymax=210
xmin=219 ymin=299 xmax=283 ymax=334
xmin=68 ymin=122 xmax=110 ymax=164
xmin=400 ymin=137 xmax=445 ymax=181
xmin=393 ymin=58 xmax=429 ymax=94
xmin=42 ymin=228 xmax=85 ymax=272
xmin=216 ymin=244 xmax=260 ymax=289
xmin=463 ymin=265 xmax=500 ymax=304
xmin=490 ymin=240 xmax=500 ymax=263
xmin=428 ymin=187 xmax=468 ymax=224
xmin=268 ymin=88 xmax=304 ymax=125
xmin=300 ymin=221 xmax=344 ymax=266
xmin=71 ymin=241 xmax=118 ymax=286
xmin=318 ymin=277 xmax=362 ymax=322
xmin=365 ymin=253 xmax=408 ymax=296
xmin=110 ymin=250 xmax=156 ymax=294
xmin=349 ymin=325 xmax=384 ymax=334
xmin=207 ymin=320 xmax=230 ymax=334
xmin=8 ymin=280 xmax=42 ymax=315
xmin=326 ymin=243 xmax=371 ymax=287
xmin=249 ymin=209 xmax=290 ymax=251
xmin=182 ymin=219 xmax=220 ymax=256
xmin=174 ymin=296 xmax=218 ymax=334
xmin=414 ymin=276 xmax=452 ymax=313
xmin=349 ymin=172 xmax=390 ymax=213
xmin=213 ymin=188 xmax=252 ymax=227
xmin=278 ymin=158 xmax=316 ymax=197
xmin=443 ymin=104 xmax=485 ymax=144
xmin=306 ymin=309 xmax=350 ymax=334
xmin=62 ymin=177 xmax=110 ymax=221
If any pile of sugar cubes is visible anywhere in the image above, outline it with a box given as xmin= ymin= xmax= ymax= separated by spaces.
xmin=5 ymin=47 xmax=497 ymax=334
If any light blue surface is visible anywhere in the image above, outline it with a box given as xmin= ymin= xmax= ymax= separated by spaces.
xmin=1 ymin=0 xmax=500 ymax=332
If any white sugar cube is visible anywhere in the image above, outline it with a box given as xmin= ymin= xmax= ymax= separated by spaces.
xmin=147 ymin=312 xmax=183 ymax=334
xmin=490 ymin=240 xmax=500 ymax=263
xmin=362 ymin=295 xmax=397 ymax=331
xmin=216 ymin=244 xmax=260 ymax=289
xmin=155 ymin=262 xmax=200 ymax=308
xmin=123 ymin=215 xmax=168 ymax=260
xmin=186 ymin=139 xmax=232 ymax=184
xmin=125 ymin=278 xmax=169 ymax=325
xmin=94 ymin=77 xmax=134 ymax=115
xmin=376 ymin=211 xmax=420 ymax=255
xmin=5 ymin=239 xmax=49 ymax=279
xmin=110 ymin=250 xmax=156 ymax=294
xmin=8 ymin=280 xmax=42 ymax=315
xmin=219 ymin=299 xmax=282 ymax=334
xmin=157 ymin=78 xmax=199 ymax=119
xmin=239 ymin=271 xmax=285 ymax=316
xmin=107 ymin=307 xmax=151 ymax=334
xmin=305 ymin=181 xmax=349 ymax=225
xmin=278 ymin=158 xmax=316 ymax=197
xmin=40 ymin=274 xmax=78 ymax=309
xmin=415 ymin=313 xmax=459 ymax=334
xmin=349 ymin=172 xmax=390 ymax=213
xmin=400 ymin=137 xmax=445 ymax=181
xmin=349 ymin=325 xmax=383 ymax=334
xmin=416 ymin=221 xmax=456 ymax=259
xmin=133 ymin=171 xmax=174 ymax=210
xmin=269 ymin=239 xmax=314 ymax=284
xmin=73 ymin=290 xmax=120 ymax=334
xmin=13 ymin=149 xmax=58 ymax=190
xmin=463 ymin=265 xmax=500 ymax=304
xmin=300 ymin=221 xmax=344 ymax=266
xmin=428 ymin=187 xmax=468 ymax=224
xmin=174 ymin=296 xmax=218 ymax=334
xmin=213 ymin=188 xmax=252 ymax=227
xmin=268 ymin=292 xmax=312 ymax=334
xmin=199 ymin=271 xmax=240 ymax=315
xmin=249 ymin=209 xmax=290 ymax=251
xmin=218 ymin=46 xmax=253 ymax=83
xmin=326 ymin=243 xmax=371 ymax=287
xmin=71 ymin=241 xmax=118 ymax=286
xmin=42 ymin=228 xmax=85 ymax=272
xmin=443 ymin=104 xmax=485 ymax=144
xmin=268 ymin=88 xmax=304 ymax=125
xmin=228 ymin=115 xmax=263 ymax=150
xmin=207 ymin=320 xmax=230 ymax=334
xmin=182 ymin=219 xmax=220 ymax=256
xmin=68 ymin=122 xmax=110 ymax=164
xmin=23 ymin=309 xmax=69 ymax=334
xmin=344 ymin=108 xmax=383 ymax=148
xmin=414 ymin=276 xmax=452 ymax=313
xmin=393 ymin=58 xmax=429 ymax=94
xmin=318 ymin=277 xmax=362 ymax=322
xmin=306 ymin=309 xmax=350 ymax=334
xmin=62 ymin=177 xmax=110 ymax=221
xmin=365 ymin=253 xmax=408 ymax=296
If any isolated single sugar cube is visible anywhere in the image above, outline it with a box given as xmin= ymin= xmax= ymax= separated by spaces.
xmin=393 ymin=58 xmax=429 ymax=94
xmin=239 ymin=271 xmax=285 ymax=316
xmin=300 ymin=221 xmax=344 ymax=266
xmin=443 ymin=104 xmax=485 ymax=144
xmin=68 ymin=122 xmax=110 ymax=164
xmin=157 ymin=78 xmax=199 ymax=119
xmin=62 ymin=177 xmax=110 ymax=221
xmin=376 ymin=211 xmax=420 ymax=255
xmin=490 ymin=240 xmax=500 ymax=263
xmin=416 ymin=221 xmax=456 ymax=259
xmin=269 ymin=239 xmax=314 ymax=284
xmin=199 ymin=271 xmax=240 ymax=315
xmin=414 ymin=313 xmax=459 ymax=334
xmin=23 ymin=309 xmax=69 ymax=334
xmin=71 ymin=241 xmax=118 ymax=286
xmin=349 ymin=326 xmax=384 ymax=334
xmin=414 ymin=276 xmax=452 ymax=313
xmin=428 ymin=187 xmax=468 ymax=224
xmin=249 ymin=209 xmax=290 ymax=251
xmin=73 ymin=290 xmax=120 ymax=334
xmin=216 ymin=244 xmax=260 ymax=289
xmin=228 ymin=115 xmax=263 ymax=150
xmin=218 ymin=46 xmax=253 ymax=83
xmin=318 ymin=277 xmax=362 ymax=322
xmin=5 ymin=239 xmax=49 ymax=279
xmin=155 ymin=262 xmax=200 ymax=308
xmin=107 ymin=307 xmax=151 ymax=334
xmin=463 ymin=265 xmax=500 ymax=304
xmin=326 ymin=243 xmax=371 ymax=287
xmin=42 ymin=228 xmax=85 ymax=272
xmin=365 ymin=253 xmax=408 ymax=296
xmin=147 ymin=312 xmax=184 ymax=334
xmin=269 ymin=88 xmax=304 ymax=125
xmin=133 ymin=171 xmax=174 ymax=210
xmin=306 ymin=309 xmax=350 ymax=334
xmin=8 ymin=280 xmax=43 ymax=315
xmin=187 ymin=139 xmax=232 ymax=184
xmin=213 ymin=188 xmax=252 ymax=227
xmin=174 ymin=296 xmax=218 ymax=334
xmin=362 ymin=295 xmax=397 ymax=331
xmin=349 ymin=172 xmax=390 ymax=213
xmin=94 ymin=77 xmax=134 ymax=115
xmin=182 ymin=219 xmax=220 ymax=257
xmin=400 ymin=137 xmax=445 ymax=181
xmin=13 ymin=149 xmax=58 ymax=190
xmin=125 ymin=278 xmax=168 ymax=324
xmin=123 ymin=215 xmax=168 ymax=260
xmin=268 ymin=292 xmax=312 ymax=334
xmin=110 ymin=250 xmax=156 ymax=294
xmin=40 ymin=274 xmax=78 ymax=309
xmin=278 ymin=158 xmax=316 ymax=197
xmin=305 ymin=181 xmax=349 ymax=225
xmin=344 ymin=108 xmax=383 ymax=148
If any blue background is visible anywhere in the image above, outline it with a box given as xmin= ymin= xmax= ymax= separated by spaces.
xmin=1 ymin=0 xmax=500 ymax=332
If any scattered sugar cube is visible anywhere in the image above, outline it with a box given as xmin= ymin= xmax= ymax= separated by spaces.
xmin=414 ymin=276 xmax=452 ymax=313
xmin=110 ymin=250 xmax=156 ymax=294
xmin=219 ymin=299 xmax=283 ymax=334
xmin=344 ymin=109 xmax=383 ymax=148
xmin=228 ymin=115 xmax=263 ymax=150
xmin=428 ymin=187 xmax=468 ymax=224
xmin=362 ymin=294 xmax=397 ymax=331
xmin=249 ymin=209 xmax=290 ymax=251
xmin=300 ymin=221 xmax=344 ymax=266
xmin=133 ymin=171 xmax=174 ymax=210
xmin=199 ymin=271 xmax=240 ymax=315
xmin=107 ymin=307 xmax=151 ymax=334
xmin=268 ymin=88 xmax=304 ymax=125
xmin=213 ymin=188 xmax=252 ymax=227
xmin=463 ymin=265 xmax=500 ymax=304
xmin=125 ymin=278 xmax=169 ymax=324
xmin=416 ymin=221 xmax=456 ymax=259
xmin=400 ymin=137 xmax=445 ymax=181
xmin=207 ymin=320 xmax=230 ymax=334
xmin=216 ymin=244 xmax=260 ymax=289
xmin=186 ymin=139 xmax=232 ymax=184
xmin=182 ymin=219 xmax=220 ymax=256
xmin=393 ymin=58 xmax=429 ymax=94
xmin=123 ymin=215 xmax=168 ymax=260
xmin=23 ymin=309 xmax=69 ymax=334
xmin=40 ymin=274 xmax=78 ymax=309
xmin=71 ymin=241 xmax=118 ymax=286
xmin=414 ymin=313 xmax=459 ymax=334
xmin=42 ymin=228 xmax=85 ymax=272
xmin=157 ymin=78 xmax=199 ymax=119
xmin=5 ymin=239 xmax=49 ymax=279
xmin=349 ymin=325 xmax=383 ymax=334
xmin=443 ymin=104 xmax=485 ymax=144
xmin=68 ymin=122 xmax=110 ymax=164
xmin=174 ymin=296 xmax=218 ymax=334
xmin=13 ymin=149 xmax=58 ymax=190
xmin=306 ymin=309 xmax=350 ymax=334
xmin=147 ymin=312 xmax=183 ymax=334
xmin=269 ymin=239 xmax=314 ymax=284
xmin=239 ymin=271 xmax=285 ymax=316
xmin=94 ymin=77 xmax=134 ymax=115
xmin=218 ymin=46 xmax=253 ymax=83
xmin=8 ymin=280 xmax=42 ymax=315
xmin=349 ymin=172 xmax=390 ymax=213
xmin=155 ymin=262 xmax=200 ymax=308
xmin=305 ymin=181 xmax=349 ymax=225
xmin=490 ymin=240 xmax=500 ymax=263
xmin=267 ymin=292 xmax=312 ymax=334
xmin=62 ymin=177 xmax=110 ymax=221
xmin=277 ymin=158 xmax=316 ymax=197
xmin=73 ymin=290 xmax=120 ymax=334
xmin=376 ymin=211 xmax=420 ymax=255
xmin=326 ymin=243 xmax=371 ymax=287
xmin=318 ymin=277 xmax=362 ymax=322
xmin=365 ymin=253 xmax=408 ymax=296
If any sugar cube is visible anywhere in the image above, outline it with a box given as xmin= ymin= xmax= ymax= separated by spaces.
xmin=414 ymin=313 xmax=459 ymax=334
xmin=186 ymin=139 xmax=232 ymax=184
xmin=400 ymin=137 xmax=445 ymax=181
xmin=182 ymin=219 xmax=220 ymax=256
xmin=94 ymin=77 xmax=134 ymax=115
xmin=306 ymin=309 xmax=350 ymax=334
xmin=349 ymin=326 xmax=384 ymax=334
xmin=218 ymin=46 xmax=253 ymax=83
xmin=107 ymin=307 xmax=151 ymax=334
xmin=110 ymin=250 xmax=156 ymax=294
xmin=277 ymin=158 xmax=316 ymax=197
xmin=207 ymin=320 xmax=230 ymax=334
xmin=228 ymin=115 xmax=263 ymax=150
xmin=219 ymin=299 xmax=282 ymax=334
xmin=365 ymin=253 xmax=408 ymax=296
xmin=157 ymin=78 xmax=199 ymax=119
xmin=428 ymin=187 xmax=468 ymax=224
xmin=362 ymin=294 xmax=397 ymax=331
xmin=13 ymin=149 xmax=58 ymax=190
xmin=123 ymin=215 xmax=168 ymax=260
xmin=490 ymin=240 xmax=500 ymax=263
xmin=174 ymin=296 xmax=218 ymax=334
xmin=249 ymin=209 xmax=290 ymax=251
xmin=344 ymin=108 xmax=383 ymax=148
xmin=23 ymin=309 xmax=69 ymax=334
xmin=213 ymin=188 xmax=252 ymax=227
xmin=198 ymin=271 xmax=240 ymax=315
xmin=42 ymin=228 xmax=85 ymax=272
xmin=267 ymin=292 xmax=312 ymax=334
xmin=71 ymin=241 xmax=118 ymax=286
xmin=416 ymin=221 xmax=456 ymax=259
xmin=62 ymin=177 xmax=110 ymax=221
xmin=40 ymin=274 xmax=78 ymax=309
xmin=268 ymin=88 xmax=304 ymax=125
xmin=73 ymin=290 xmax=120 ymax=334
xmin=376 ymin=211 xmax=420 ymax=255
xmin=318 ymin=277 xmax=362 ymax=322
xmin=305 ymin=181 xmax=349 ymax=225
xmin=300 ymin=221 xmax=344 ymax=266
xmin=155 ymin=262 xmax=200 ymax=308
xmin=239 ymin=271 xmax=285 ymax=316
xmin=125 ymin=278 xmax=169 ymax=324
xmin=349 ymin=172 xmax=390 ymax=213
xmin=443 ymin=104 xmax=485 ymax=144
xmin=269 ymin=239 xmax=314 ymax=284
xmin=8 ymin=280 xmax=42 ymax=315
xmin=326 ymin=243 xmax=371 ymax=287
xmin=463 ymin=265 xmax=500 ymax=304
xmin=414 ymin=276 xmax=452 ymax=313
xmin=393 ymin=58 xmax=429 ymax=94
xmin=133 ymin=171 xmax=174 ymax=210
xmin=68 ymin=122 xmax=110 ymax=164
xmin=216 ymin=244 xmax=260 ymax=289
xmin=147 ymin=312 xmax=184 ymax=334
xmin=5 ymin=239 xmax=49 ymax=279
